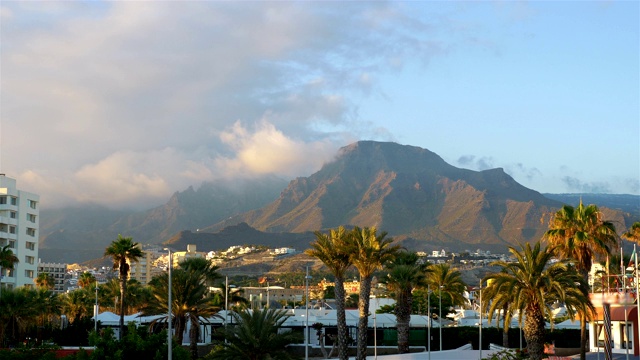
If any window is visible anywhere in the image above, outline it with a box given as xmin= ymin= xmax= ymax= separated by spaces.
xmin=5 ymin=268 xmax=14 ymax=278
xmin=26 ymin=228 xmax=36 ymax=237
xmin=10 ymin=197 xmax=16 ymax=205
xmin=0 ymin=196 xmax=6 ymax=205
xmin=27 ymin=214 xmax=36 ymax=223
xmin=8 ymin=240 xmax=15 ymax=249
xmin=25 ymin=270 xmax=34 ymax=278
xmin=10 ymin=211 xmax=16 ymax=219
xmin=26 ymin=242 xmax=35 ymax=250
xmin=28 ymin=200 xmax=37 ymax=209
xmin=25 ymin=256 xmax=35 ymax=264
xmin=9 ymin=226 xmax=15 ymax=234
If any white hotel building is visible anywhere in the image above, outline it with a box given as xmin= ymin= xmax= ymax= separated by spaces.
xmin=0 ymin=174 xmax=39 ymax=290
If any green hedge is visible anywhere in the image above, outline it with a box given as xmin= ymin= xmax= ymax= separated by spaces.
xmin=375 ymin=326 xmax=581 ymax=350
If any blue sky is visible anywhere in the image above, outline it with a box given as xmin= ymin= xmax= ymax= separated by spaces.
xmin=0 ymin=1 xmax=638 ymax=209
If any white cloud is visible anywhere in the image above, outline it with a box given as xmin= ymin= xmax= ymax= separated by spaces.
xmin=216 ymin=120 xmax=338 ymax=178
xmin=1 ymin=1 xmax=441 ymax=209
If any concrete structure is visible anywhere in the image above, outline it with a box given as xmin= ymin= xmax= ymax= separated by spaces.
xmin=0 ymin=174 xmax=39 ymax=290
xmin=589 ymin=292 xmax=639 ymax=357
xmin=128 ymin=245 xmax=163 ymax=285
xmin=173 ymin=244 xmax=205 ymax=267
xmin=37 ymin=261 xmax=67 ymax=293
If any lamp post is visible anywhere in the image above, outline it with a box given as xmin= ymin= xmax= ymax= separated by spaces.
xmin=439 ymin=285 xmax=443 ymax=351
xmin=164 ymin=248 xmax=173 ymax=360
xmin=94 ymin=281 xmax=99 ymax=334
xmin=372 ymin=295 xmax=378 ymax=360
xmin=427 ymin=284 xmax=431 ymax=360
xmin=305 ymin=266 xmax=311 ymax=360
xmin=479 ymin=283 xmax=482 ymax=360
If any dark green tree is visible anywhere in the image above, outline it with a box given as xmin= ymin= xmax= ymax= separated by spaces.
xmin=206 ymin=308 xmax=301 ymax=360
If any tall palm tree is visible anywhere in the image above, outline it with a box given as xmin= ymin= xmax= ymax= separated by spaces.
xmin=385 ymin=251 xmax=428 ymax=354
xmin=0 ymin=245 xmax=19 ymax=297
xmin=208 ymin=308 xmax=302 ymax=360
xmin=104 ymin=235 xmax=144 ymax=339
xmin=544 ymin=201 xmax=617 ymax=360
xmin=305 ymin=226 xmax=352 ymax=360
xmin=34 ymin=272 xmax=55 ymax=290
xmin=349 ymin=226 xmax=401 ymax=360
xmin=622 ymin=222 xmax=640 ymax=243
xmin=78 ymin=271 xmax=97 ymax=289
xmin=142 ymin=260 xmax=220 ymax=360
xmin=483 ymin=242 xmax=589 ymax=360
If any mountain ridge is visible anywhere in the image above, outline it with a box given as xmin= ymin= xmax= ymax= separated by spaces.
xmin=37 ymin=141 xmax=639 ymax=264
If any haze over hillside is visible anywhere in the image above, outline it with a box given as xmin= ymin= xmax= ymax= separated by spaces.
xmin=38 ymin=141 xmax=639 ymax=264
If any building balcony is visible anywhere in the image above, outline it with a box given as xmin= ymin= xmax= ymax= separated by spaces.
xmin=0 ymin=216 xmax=18 ymax=226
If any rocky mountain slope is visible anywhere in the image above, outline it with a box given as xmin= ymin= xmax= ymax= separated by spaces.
xmin=38 ymin=141 xmax=639 ymax=264
xmin=204 ymin=141 xmax=567 ymax=252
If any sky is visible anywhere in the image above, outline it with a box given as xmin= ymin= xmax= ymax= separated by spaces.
xmin=0 ymin=1 xmax=638 ymax=210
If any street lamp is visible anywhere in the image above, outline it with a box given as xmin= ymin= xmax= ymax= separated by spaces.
xmin=372 ymin=295 xmax=378 ymax=360
xmin=479 ymin=283 xmax=482 ymax=360
xmin=94 ymin=281 xmax=99 ymax=334
xmin=305 ymin=266 xmax=312 ymax=360
xmin=439 ymin=285 xmax=443 ymax=351
xmin=427 ymin=284 xmax=431 ymax=360
xmin=164 ymin=248 xmax=173 ymax=360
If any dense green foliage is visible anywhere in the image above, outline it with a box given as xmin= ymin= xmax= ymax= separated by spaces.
xmin=206 ymin=308 xmax=302 ymax=360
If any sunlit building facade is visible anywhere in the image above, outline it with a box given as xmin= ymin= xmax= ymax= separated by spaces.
xmin=0 ymin=174 xmax=40 ymax=290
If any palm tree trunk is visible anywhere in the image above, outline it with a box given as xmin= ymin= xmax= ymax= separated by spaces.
xmin=334 ymin=277 xmax=349 ymax=360
xmin=502 ymin=302 xmax=509 ymax=347
xmin=119 ymin=263 xmax=127 ymax=340
xmin=579 ymin=271 xmax=589 ymax=360
xmin=523 ymin=307 xmax=546 ymax=360
xmin=189 ymin=312 xmax=200 ymax=360
xmin=395 ymin=289 xmax=411 ymax=353
xmin=175 ymin=314 xmax=186 ymax=345
xmin=356 ymin=277 xmax=372 ymax=360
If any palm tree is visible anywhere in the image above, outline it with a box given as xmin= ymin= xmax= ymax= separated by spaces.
xmin=34 ymin=272 xmax=55 ymax=290
xmin=424 ymin=263 xmax=467 ymax=350
xmin=142 ymin=260 xmax=220 ymax=359
xmin=78 ymin=271 xmax=97 ymax=289
xmin=425 ymin=264 xmax=467 ymax=312
xmin=349 ymin=226 xmax=401 ymax=360
xmin=61 ymin=288 xmax=94 ymax=324
xmin=385 ymin=251 xmax=428 ymax=354
xmin=0 ymin=286 xmax=34 ymax=345
xmin=31 ymin=287 xmax=62 ymax=338
xmin=179 ymin=257 xmax=221 ymax=287
xmin=544 ymin=201 xmax=617 ymax=360
xmin=207 ymin=308 xmax=302 ymax=360
xmin=622 ymin=222 xmax=640 ymax=243
xmin=481 ymin=267 xmax=514 ymax=348
xmin=305 ymin=226 xmax=352 ymax=360
xmin=104 ymin=235 xmax=144 ymax=339
xmin=483 ymin=242 xmax=589 ymax=360
xmin=0 ymin=245 xmax=19 ymax=297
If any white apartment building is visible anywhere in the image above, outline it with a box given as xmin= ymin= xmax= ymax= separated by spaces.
xmin=0 ymin=174 xmax=40 ymax=290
